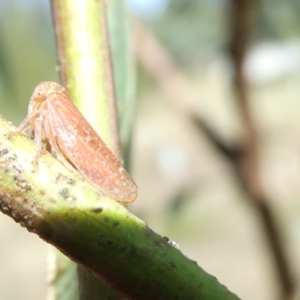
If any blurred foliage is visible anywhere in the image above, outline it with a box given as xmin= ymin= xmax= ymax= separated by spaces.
xmin=0 ymin=0 xmax=57 ymax=123
xmin=257 ymin=0 xmax=300 ymax=39
xmin=146 ymin=0 xmax=230 ymax=67
xmin=140 ymin=0 xmax=300 ymax=68
xmin=133 ymin=0 xmax=300 ymax=121
xmin=0 ymin=0 xmax=299 ymax=113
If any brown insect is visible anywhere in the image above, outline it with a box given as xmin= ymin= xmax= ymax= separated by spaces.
xmin=16 ymin=82 xmax=137 ymax=203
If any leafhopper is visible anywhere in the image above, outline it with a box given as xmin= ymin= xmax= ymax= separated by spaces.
xmin=16 ymin=82 xmax=137 ymax=203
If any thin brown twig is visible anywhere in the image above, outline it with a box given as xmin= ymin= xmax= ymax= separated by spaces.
xmin=133 ymin=18 xmax=201 ymax=118
xmin=229 ymin=0 xmax=295 ymax=299
xmin=134 ymin=18 xmax=240 ymax=160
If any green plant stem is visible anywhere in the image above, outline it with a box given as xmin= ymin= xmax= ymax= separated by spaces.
xmin=50 ymin=0 xmax=123 ymax=297
xmin=0 ymin=117 xmax=240 ymax=300
xmin=51 ymin=0 xmax=120 ymax=156
xmin=107 ymin=0 xmax=136 ymax=164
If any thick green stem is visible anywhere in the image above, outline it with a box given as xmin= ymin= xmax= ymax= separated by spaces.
xmin=51 ymin=0 xmax=120 ymax=156
xmin=0 ymin=117 xmax=240 ymax=300
xmin=50 ymin=0 xmax=123 ymax=297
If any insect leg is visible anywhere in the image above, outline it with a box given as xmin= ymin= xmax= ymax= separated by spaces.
xmin=33 ymin=114 xmax=44 ymax=160
xmin=9 ymin=111 xmax=40 ymax=138
xmin=42 ymin=110 xmax=60 ymax=155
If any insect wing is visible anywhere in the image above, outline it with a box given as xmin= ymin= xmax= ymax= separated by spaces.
xmin=47 ymin=92 xmax=137 ymax=203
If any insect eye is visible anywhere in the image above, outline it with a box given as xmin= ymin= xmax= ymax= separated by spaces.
xmin=34 ymin=88 xmax=46 ymax=102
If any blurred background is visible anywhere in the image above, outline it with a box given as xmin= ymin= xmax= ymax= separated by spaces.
xmin=1 ymin=0 xmax=300 ymax=299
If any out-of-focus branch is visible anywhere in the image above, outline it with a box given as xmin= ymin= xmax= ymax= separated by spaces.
xmin=229 ymin=0 xmax=262 ymax=199
xmin=134 ymin=18 xmax=235 ymax=160
xmin=134 ymin=14 xmax=295 ymax=299
xmin=134 ymin=19 xmax=202 ymax=117
xmin=229 ymin=1 xmax=295 ymax=299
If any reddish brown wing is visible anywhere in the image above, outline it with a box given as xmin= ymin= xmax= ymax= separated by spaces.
xmin=47 ymin=92 xmax=137 ymax=203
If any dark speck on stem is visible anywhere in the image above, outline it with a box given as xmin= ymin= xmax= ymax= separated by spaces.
xmin=92 ymin=207 xmax=103 ymax=213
